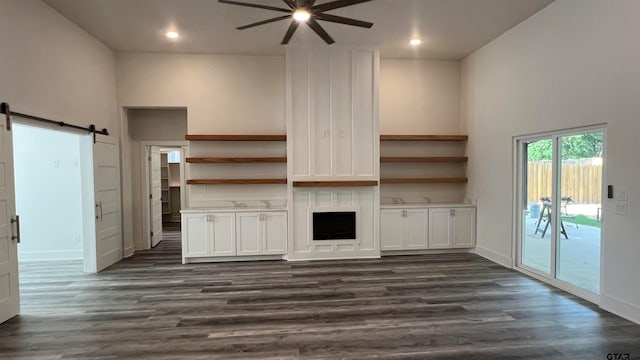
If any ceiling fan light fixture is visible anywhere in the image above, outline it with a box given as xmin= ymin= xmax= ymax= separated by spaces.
xmin=292 ymin=9 xmax=311 ymax=22
xmin=165 ymin=31 xmax=180 ymax=39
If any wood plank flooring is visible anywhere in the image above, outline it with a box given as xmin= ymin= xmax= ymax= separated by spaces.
xmin=2 ymin=235 xmax=639 ymax=359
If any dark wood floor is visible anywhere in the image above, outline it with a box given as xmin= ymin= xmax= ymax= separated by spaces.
xmin=2 ymin=235 xmax=640 ymax=359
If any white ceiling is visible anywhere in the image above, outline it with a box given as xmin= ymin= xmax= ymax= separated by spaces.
xmin=42 ymin=0 xmax=555 ymax=59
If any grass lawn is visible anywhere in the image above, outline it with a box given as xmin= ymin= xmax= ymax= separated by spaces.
xmin=563 ymin=214 xmax=601 ymax=228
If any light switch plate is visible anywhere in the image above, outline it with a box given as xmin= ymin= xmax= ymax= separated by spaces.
xmin=615 ymin=186 xmax=628 ymax=201
xmin=615 ymin=202 xmax=628 ymax=215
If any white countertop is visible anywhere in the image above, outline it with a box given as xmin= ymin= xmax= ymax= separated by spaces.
xmin=181 ymin=199 xmax=287 ymax=213
xmin=380 ymin=196 xmax=475 ymax=209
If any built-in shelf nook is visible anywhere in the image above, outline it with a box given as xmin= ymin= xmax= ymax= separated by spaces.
xmin=379 ymin=134 xmax=469 ymax=185
xmin=185 ymin=134 xmax=287 ymax=185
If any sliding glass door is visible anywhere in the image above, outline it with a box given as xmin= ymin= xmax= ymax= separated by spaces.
xmin=517 ymin=128 xmax=604 ymax=297
xmin=521 ymin=138 xmax=553 ymax=275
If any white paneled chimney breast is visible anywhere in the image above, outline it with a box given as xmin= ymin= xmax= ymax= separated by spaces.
xmin=286 ymin=46 xmax=380 ymax=261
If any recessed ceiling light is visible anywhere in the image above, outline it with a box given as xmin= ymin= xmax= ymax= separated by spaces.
xmin=409 ymin=38 xmax=423 ymax=46
xmin=292 ymin=9 xmax=311 ymax=22
xmin=166 ymin=31 xmax=180 ymax=39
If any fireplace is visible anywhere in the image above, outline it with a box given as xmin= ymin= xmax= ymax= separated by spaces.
xmin=313 ymin=212 xmax=356 ymax=240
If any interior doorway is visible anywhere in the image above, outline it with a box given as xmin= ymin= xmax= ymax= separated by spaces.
xmin=11 ymin=122 xmax=123 ymax=311
xmin=142 ymin=144 xmax=186 ymax=249
xmin=516 ymin=126 xmax=605 ymax=302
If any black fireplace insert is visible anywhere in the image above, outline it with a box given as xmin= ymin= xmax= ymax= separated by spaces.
xmin=313 ymin=211 xmax=356 ymax=240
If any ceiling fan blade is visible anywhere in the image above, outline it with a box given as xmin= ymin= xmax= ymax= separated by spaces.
xmin=218 ymin=0 xmax=291 ymax=13
xmin=281 ymin=21 xmax=300 ymax=44
xmin=307 ymin=18 xmax=335 ymax=44
xmin=282 ymin=0 xmax=295 ymax=8
xmin=312 ymin=0 xmax=373 ymax=13
xmin=237 ymin=15 xmax=291 ymax=30
xmin=315 ymin=13 xmax=373 ymax=28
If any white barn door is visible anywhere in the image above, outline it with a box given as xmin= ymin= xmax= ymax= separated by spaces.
xmin=0 ymin=120 xmax=18 ymax=323
xmin=150 ymin=147 xmax=162 ymax=247
xmin=94 ymin=135 xmax=123 ymax=271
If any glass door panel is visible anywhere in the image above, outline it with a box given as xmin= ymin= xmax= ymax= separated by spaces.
xmin=557 ymin=132 xmax=603 ymax=293
xmin=521 ymin=138 xmax=553 ymax=274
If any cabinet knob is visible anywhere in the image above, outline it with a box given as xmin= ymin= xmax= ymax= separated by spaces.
xmin=259 ymin=213 xmax=265 ymax=221
xmin=450 ymin=209 xmax=456 ymax=216
xmin=401 ymin=210 xmax=407 ymax=217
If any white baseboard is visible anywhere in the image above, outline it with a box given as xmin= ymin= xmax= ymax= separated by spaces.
xmin=382 ymin=249 xmax=470 ymax=256
xmin=18 ymin=250 xmax=83 ymax=261
xmin=601 ymin=294 xmax=640 ymax=325
xmin=185 ymin=255 xmax=285 ymax=264
xmin=471 ymin=246 xmax=513 ymax=268
xmin=286 ymin=255 xmax=381 ymax=262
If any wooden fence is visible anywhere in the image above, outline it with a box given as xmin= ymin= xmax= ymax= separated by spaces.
xmin=527 ymin=162 xmax=602 ymax=204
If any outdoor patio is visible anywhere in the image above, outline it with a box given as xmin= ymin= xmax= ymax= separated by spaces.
xmin=521 ymin=205 xmax=601 ymax=294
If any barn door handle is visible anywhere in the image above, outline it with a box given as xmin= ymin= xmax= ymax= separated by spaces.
xmin=11 ymin=215 xmax=20 ymax=243
xmin=99 ymin=202 xmax=103 ymax=221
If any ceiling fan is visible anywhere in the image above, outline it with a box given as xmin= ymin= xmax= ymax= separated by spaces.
xmin=219 ymin=0 xmax=374 ymax=45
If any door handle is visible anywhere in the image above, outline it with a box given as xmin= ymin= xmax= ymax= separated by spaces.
xmin=11 ymin=215 xmax=20 ymax=243
xmin=96 ymin=202 xmax=103 ymax=221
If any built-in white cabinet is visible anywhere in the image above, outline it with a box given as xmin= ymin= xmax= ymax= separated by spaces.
xmin=236 ymin=212 xmax=287 ymax=256
xmin=183 ymin=212 xmax=236 ymax=258
xmin=380 ymin=209 xmax=428 ymax=251
xmin=207 ymin=213 xmax=237 ymax=256
xmin=428 ymin=207 xmax=476 ymax=249
xmin=381 ymin=206 xmax=476 ymax=252
xmin=183 ymin=213 xmax=210 ymax=258
xmin=182 ymin=210 xmax=287 ymax=262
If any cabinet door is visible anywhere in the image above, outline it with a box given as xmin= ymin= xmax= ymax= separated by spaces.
xmin=236 ymin=213 xmax=261 ymax=256
xmin=182 ymin=214 xmax=209 ymax=257
xmin=405 ymin=209 xmax=428 ymax=249
xmin=263 ymin=212 xmax=287 ymax=255
xmin=452 ymin=208 xmax=476 ymax=248
xmin=208 ymin=213 xmax=236 ymax=256
xmin=380 ymin=209 xmax=404 ymax=251
xmin=428 ymin=209 xmax=453 ymax=249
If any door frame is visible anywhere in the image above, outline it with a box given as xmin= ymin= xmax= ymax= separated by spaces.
xmin=512 ymin=124 xmax=607 ymax=304
xmin=140 ymin=141 xmax=187 ymax=250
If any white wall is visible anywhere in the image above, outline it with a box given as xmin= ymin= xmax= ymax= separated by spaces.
xmin=0 ymin=0 xmax=117 ymax=134
xmin=117 ymin=53 xmax=286 ymax=133
xmin=461 ymin=0 xmax=640 ymax=323
xmin=14 ymin=125 xmax=83 ymax=260
xmin=0 ymin=0 xmax=122 ymax=254
xmin=380 ymin=59 xmax=461 ymax=134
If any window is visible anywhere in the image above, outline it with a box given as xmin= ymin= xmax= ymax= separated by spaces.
xmin=167 ymin=150 xmax=180 ymax=163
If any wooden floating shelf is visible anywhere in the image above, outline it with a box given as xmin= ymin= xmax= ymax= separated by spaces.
xmin=381 ymin=156 xmax=468 ymax=163
xmin=293 ymin=181 xmax=379 ymax=188
xmin=380 ymin=135 xmax=468 ymax=141
xmin=187 ymin=157 xmax=287 ymax=163
xmin=187 ymin=179 xmax=287 ymax=185
xmin=380 ymin=178 xmax=468 ymax=184
xmin=186 ymin=135 xmax=286 ymax=141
